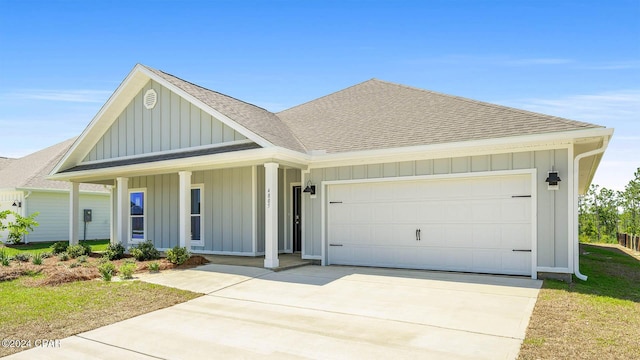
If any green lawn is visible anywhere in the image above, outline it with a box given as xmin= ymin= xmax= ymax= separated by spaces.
xmin=0 ymin=239 xmax=109 ymax=256
xmin=0 ymin=275 xmax=201 ymax=357
xmin=519 ymin=244 xmax=640 ymax=359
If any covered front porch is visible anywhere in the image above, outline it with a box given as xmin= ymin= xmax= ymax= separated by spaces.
xmin=66 ymin=161 xmax=308 ymax=269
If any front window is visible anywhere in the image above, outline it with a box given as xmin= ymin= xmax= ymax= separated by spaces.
xmin=130 ymin=190 xmax=145 ymax=241
xmin=191 ymin=186 xmax=203 ymax=244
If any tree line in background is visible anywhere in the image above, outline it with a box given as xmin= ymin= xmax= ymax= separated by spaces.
xmin=579 ymin=167 xmax=640 ymax=243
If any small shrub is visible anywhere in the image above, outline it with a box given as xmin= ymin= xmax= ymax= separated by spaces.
xmin=119 ymin=262 xmax=136 ymax=280
xmin=51 ymin=241 xmax=69 ymax=254
xmin=148 ymin=261 xmax=160 ymax=273
xmin=77 ymin=255 xmax=88 ymax=263
xmin=103 ymin=243 xmax=125 ymax=260
xmin=98 ymin=261 xmax=116 ymax=281
xmin=69 ymin=262 xmax=80 ymax=268
xmin=166 ymin=246 xmax=190 ymax=265
xmin=130 ymin=240 xmax=160 ymax=261
xmin=13 ymin=253 xmax=31 ymax=262
xmin=57 ymin=252 xmax=70 ymax=261
xmin=40 ymin=252 xmax=52 ymax=259
xmin=32 ymin=252 xmax=43 ymax=265
xmin=80 ymin=242 xmax=92 ymax=255
xmin=0 ymin=250 xmax=10 ymax=266
xmin=67 ymin=244 xmax=86 ymax=259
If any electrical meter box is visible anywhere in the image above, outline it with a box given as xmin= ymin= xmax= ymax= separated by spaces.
xmin=83 ymin=209 xmax=92 ymax=222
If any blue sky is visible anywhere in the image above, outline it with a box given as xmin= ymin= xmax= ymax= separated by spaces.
xmin=0 ymin=0 xmax=638 ymax=190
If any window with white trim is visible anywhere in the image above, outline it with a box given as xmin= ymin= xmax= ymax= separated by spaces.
xmin=130 ymin=190 xmax=146 ymax=242
xmin=191 ymin=185 xmax=203 ymax=245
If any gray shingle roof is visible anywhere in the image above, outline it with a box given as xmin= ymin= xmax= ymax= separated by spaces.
xmin=277 ymin=79 xmax=602 ymax=153
xmin=0 ymin=139 xmax=107 ymax=192
xmin=143 ymin=66 xmax=307 ymax=153
xmin=0 ymin=157 xmax=14 ymax=171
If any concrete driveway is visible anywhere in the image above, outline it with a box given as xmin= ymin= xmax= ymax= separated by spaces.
xmin=7 ymin=265 xmax=541 ymax=359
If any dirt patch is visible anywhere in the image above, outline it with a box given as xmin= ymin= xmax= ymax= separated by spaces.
xmin=0 ymin=255 xmax=209 ymax=286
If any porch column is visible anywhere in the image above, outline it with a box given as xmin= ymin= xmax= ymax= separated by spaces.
xmin=116 ymin=177 xmax=129 ymax=248
xmin=69 ymin=182 xmax=80 ymax=245
xmin=109 ymin=185 xmax=116 ymax=245
xmin=264 ymin=162 xmax=279 ymax=268
xmin=178 ymin=171 xmax=192 ymax=249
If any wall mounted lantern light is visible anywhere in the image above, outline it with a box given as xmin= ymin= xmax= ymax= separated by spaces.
xmin=11 ymin=200 xmax=21 ymax=208
xmin=303 ymin=180 xmax=316 ymax=195
xmin=545 ymin=171 xmax=561 ymax=191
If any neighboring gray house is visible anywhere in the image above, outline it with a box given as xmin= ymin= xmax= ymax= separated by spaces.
xmin=50 ymin=64 xmax=612 ymax=280
xmin=0 ymin=139 xmax=110 ymax=243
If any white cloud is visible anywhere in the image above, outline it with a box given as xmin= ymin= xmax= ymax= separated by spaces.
xmin=502 ymin=90 xmax=640 ymax=190
xmin=506 ymin=89 xmax=640 ymax=124
xmin=4 ymin=89 xmax=111 ymax=103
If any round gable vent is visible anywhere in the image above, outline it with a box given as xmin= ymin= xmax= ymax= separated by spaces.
xmin=144 ymin=89 xmax=157 ymax=110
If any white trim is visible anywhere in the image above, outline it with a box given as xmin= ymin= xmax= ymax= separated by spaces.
xmin=530 ymin=168 xmax=538 ymax=280
xmin=78 ymin=139 xmax=254 ymax=166
xmin=289 ymin=182 xmax=301 ymax=253
xmin=307 ymin=128 xmax=613 ymax=169
xmin=301 ymin=170 xmax=310 ymax=259
xmin=128 ymin=188 xmax=146 ymax=244
xmin=567 ymin=145 xmax=574 ymax=274
xmin=537 ymin=266 xmax=572 ymax=274
xmin=190 ymin=184 xmax=204 ymax=247
xmin=178 ymin=171 xmax=192 ymax=249
xmin=321 ymin=169 xmax=538 ymax=278
xmin=302 ymin=255 xmax=322 ymax=260
xmin=251 ymin=166 xmax=257 ymax=254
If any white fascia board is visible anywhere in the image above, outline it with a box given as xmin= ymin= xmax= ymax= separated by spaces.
xmin=307 ymin=128 xmax=614 ymax=169
xmin=50 ymin=64 xmax=151 ymax=175
xmin=136 ymin=67 xmax=274 ymax=149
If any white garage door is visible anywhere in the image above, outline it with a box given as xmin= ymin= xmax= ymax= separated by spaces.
xmin=327 ymin=174 xmax=533 ymax=276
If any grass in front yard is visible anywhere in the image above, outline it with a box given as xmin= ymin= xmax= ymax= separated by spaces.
xmin=0 ymin=277 xmax=201 ymax=357
xmin=0 ymin=239 xmax=109 ymax=256
xmin=518 ymin=244 xmax=640 ymax=360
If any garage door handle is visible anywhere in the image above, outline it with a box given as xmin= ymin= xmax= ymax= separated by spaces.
xmin=416 ymin=229 xmax=421 ymax=241
xmin=329 ymin=244 xmax=343 ymax=247
xmin=512 ymin=249 xmax=532 ymax=252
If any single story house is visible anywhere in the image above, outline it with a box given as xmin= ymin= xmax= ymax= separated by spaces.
xmin=49 ymin=64 xmax=612 ymax=280
xmin=0 ymin=139 xmax=110 ymax=243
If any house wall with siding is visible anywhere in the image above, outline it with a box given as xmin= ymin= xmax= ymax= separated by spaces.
xmin=303 ymin=149 xmax=570 ymax=269
xmin=84 ymin=80 xmax=247 ymax=162
xmin=24 ymin=191 xmax=110 ymax=242
xmin=131 ymin=167 xmax=254 ymax=254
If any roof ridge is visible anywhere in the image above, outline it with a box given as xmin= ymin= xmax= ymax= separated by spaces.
xmin=373 ymin=79 xmax=599 ymax=128
xmin=277 ymin=78 xmax=379 ymax=114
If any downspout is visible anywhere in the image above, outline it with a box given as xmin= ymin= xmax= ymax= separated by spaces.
xmin=573 ymin=138 xmax=609 ymax=281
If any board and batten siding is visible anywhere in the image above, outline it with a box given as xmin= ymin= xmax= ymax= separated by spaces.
xmin=131 ymin=167 xmax=254 ymax=253
xmin=304 ymin=150 xmax=569 ymax=269
xmin=84 ymin=80 xmax=247 ymax=162
xmin=254 ymin=166 xmax=301 ymax=254
xmin=24 ymin=192 xmax=110 ymax=242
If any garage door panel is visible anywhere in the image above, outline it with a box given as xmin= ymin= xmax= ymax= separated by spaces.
xmin=392 ymin=202 xmax=420 ymax=223
xmin=472 ymin=224 xmax=502 ymax=248
xmin=327 ymin=174 xmax=532 ymax=276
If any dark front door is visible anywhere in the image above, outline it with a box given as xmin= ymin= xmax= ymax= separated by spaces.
xmin=293 ymin=186 xmax=302 ymax=252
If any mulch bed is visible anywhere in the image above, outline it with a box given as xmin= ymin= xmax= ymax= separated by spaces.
xmin=0 ymin=254 xmax=209 ymax=286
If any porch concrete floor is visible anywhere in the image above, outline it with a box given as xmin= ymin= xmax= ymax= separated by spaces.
xmin=199 ymin=252 xmax=314 ymax=271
